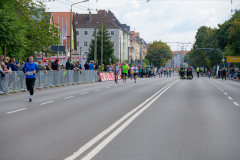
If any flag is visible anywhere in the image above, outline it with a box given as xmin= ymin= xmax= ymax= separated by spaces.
xmin=60 ymin=23 xmax=63 ymax=46
xmin=63 ymin=20 xmax=67 ymax=40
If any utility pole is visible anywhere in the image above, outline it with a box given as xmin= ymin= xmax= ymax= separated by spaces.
xmin=80 ymin=47 xmax=82 ymax=58
xmin=70 ymin=9 xmax=72 ymax=59
xmin=120 ymin=36 xmax=122 ymax=63
xmin=101 ymin=23 xmax=103 ymax=65
xmin=94 ymin=28 xmax=97 ymax=63
xmin=140 ymin=39 xmax=143 ymax=67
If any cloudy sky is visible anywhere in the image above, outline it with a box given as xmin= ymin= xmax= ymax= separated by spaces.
xmin=44 ymin=0 xmax=240 ymax=51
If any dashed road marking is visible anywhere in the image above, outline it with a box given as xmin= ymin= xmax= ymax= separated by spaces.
xmin=106 ymin=87 xmax=111 ymax=89
xmin=94 ymin=89 xmax=101 ymax=92
xmin=224 ymin=92 xmax=228 ymax=95
xmin=40 ymin=101 xmax=54 ymax=105
xmin=228 ymin=97 xmax=233 ymax=100
xmin=221 ymin=90 xmax=224 ymax=91
xmin=64 ymin=79 xmax=179 ymax=160
xmin=63 ymin=96 xmax=74 ymax=99
xmin=233 ymin=102 xmax=240 ymax=106
xmin=6 ymin=108 xmax=27 ymax=114
xmin=81 ymin=92 xmax=89 ymax=95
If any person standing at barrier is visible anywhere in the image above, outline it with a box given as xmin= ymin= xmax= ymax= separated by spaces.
xmin=52 ymin=58 xmax=60 ymax=71
xmin=22 ymin=56 xmax=39 ymax=102
xmin=89 ymin=61 xmax=94 ymax=70
xmin=122 ymin=62 xmax=128 ymax=83
xmin=84 ymin=61 xmax=90 ymax=70
xmin=94 ymin=60 xmax=99 ymax=71
xmin=66 ymin=58 xmax=73 ymax=70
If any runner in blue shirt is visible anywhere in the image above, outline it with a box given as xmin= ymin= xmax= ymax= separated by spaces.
xmin=22 ymin=56 xmax=39 ymax=102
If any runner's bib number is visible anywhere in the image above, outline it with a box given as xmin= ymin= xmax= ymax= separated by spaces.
xmin=27 ymin=72 xmax=33 ymax=75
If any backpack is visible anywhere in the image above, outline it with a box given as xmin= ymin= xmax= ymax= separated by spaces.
xmin=52 ymin=61 xmax=58 ymax=70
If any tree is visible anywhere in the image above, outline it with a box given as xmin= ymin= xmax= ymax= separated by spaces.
xmin=142 ymin=59 xmax=150 ymax=66
xmin=88 ymin=25 xmax=115 ymax=65
xmin=0 ymin=0 xmax=59 ymax=60
xmin=145 ymin=41 xmax=172 ymax=67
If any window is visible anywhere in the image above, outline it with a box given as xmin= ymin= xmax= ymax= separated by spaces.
xmin=84 ymin=31 xmax=88 ymax=35
xmin=84 ymin=41 xmax=88 ymax=47
xmin=111 ymin=42 xmax=114 ymax=46
xmin=84 ymin=52 xmax=88 ymax=55
xmin=76 ymin=31 xmax=79 ymax=35
xmin=111 ymin=31 xmax=114 ymax=35
xmin=77 ymin=41 xmax=79 ymax=46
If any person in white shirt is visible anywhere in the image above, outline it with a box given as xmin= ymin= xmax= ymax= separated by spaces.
xmin=133 ymin=64 xmax=138 ymax=83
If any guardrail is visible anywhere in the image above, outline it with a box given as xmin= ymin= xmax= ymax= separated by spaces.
xmin=0 ymin=70 xmax=98 ymax=93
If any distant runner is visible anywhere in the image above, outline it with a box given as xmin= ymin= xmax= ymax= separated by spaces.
xmin=122 ymin=62 xmax=128 ymax=83
xmin=133 ymin=64 xmax=138 ymax=83
xmin=114 ymin=62 xmax=120 ymax=83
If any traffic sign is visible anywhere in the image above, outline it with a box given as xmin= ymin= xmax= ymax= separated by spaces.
xmin=227 ymin=56 xmax=240 ymax=63
xmin=222 ymin=59 xmax=225 ymax=62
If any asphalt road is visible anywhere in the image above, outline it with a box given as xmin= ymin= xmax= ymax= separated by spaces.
xmin=1 ymin=73 xmax=240 ymax=160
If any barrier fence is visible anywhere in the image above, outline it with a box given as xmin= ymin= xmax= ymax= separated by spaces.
xmin=0 ymin=70 xmax=98 ymax=93
xmin=99 ymin=72 xmax=122 ymax=82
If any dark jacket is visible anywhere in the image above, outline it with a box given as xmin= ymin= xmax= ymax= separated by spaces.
xmin=84 ymin=63 xmax=90 ymax=70
xmin=9 ymin=63 xmax=19 ymax=71
xmin=66 ymin=61 xmax=72 ymax=70
xmin=78 ymin=64 xmax=82 ymax=70
xmin=4 ymin=62 xmax=9 ymax=70
xmin=222 ymin=70 xmax=226 ymax=76
xmin=94 ymin=63 xmax=99 ymax=70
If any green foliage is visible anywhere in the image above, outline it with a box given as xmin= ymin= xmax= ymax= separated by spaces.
xmin=142 ymin=59 xmax=150 ymax=65
xmin=145 ymin=41 xmax=172 ymax=67
xmin=0 ymin=0 xmax=59 ymax=60
xmin=189 ymin=10 xmax=240 ymax=68
xmin=88 ymin=25 xmax=115 ymax=65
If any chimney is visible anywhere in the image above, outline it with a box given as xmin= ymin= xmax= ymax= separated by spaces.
xmin=89 ymin=12 xmax=91 ymax=21
xmin=109 ymin=13 xmax=114 ymax=20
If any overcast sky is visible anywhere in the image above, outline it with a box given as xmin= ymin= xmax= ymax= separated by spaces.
xmin=44 ymin=0 xmax=240 ymax=51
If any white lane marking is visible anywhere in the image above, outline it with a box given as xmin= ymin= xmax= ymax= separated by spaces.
xmin=81 ymin=80 xmax=180 ymax=160
xmin=40 ymin=101 xmax=54 ymax=105
xmin=63 ymin=96 xmax=74 ymax=99
xmin=221 ymin=90 xmax=224 ymax=91
xmin=228 ymin=97 xmax=233 ymax=100
xmin=224 ymin=92 xmax=228 ymax=95
xmin=81 ymin=92 xmax=89 ymax=95
xmin=106 ymin=87 xmax=111 ymax=89
xmin=233 ymin=102 xmax=240 ymax=106
xmin=6 ymin=108 xmax=27 ymax=114
xmin=94 ymin=89 xmax=101 ymax=92
xmin=64 ymin=79 xmax=179 ymax=160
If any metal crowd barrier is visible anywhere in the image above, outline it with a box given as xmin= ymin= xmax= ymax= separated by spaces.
xmin=0 ymin=70 xmax=98 ymax=93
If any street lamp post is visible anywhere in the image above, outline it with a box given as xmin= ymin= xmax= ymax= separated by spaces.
xmin=70 ymin=0 xmax=89 ymax=59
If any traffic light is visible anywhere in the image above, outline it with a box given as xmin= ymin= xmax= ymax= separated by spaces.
xmin=195 ymin=45 xmax=198 ymax=50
